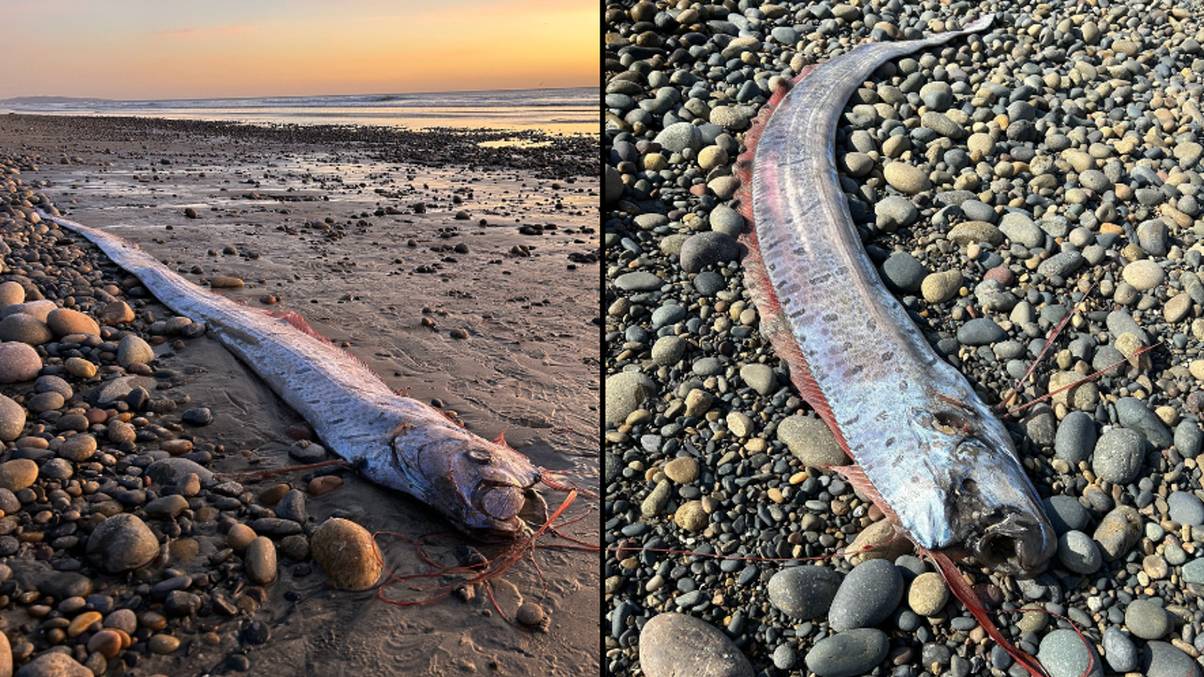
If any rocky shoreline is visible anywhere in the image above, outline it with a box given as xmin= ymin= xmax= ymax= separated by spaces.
xmin=1 ymin=112 xmax=597 ymax=178
xmin=0 ymin=98 xmax=598 ymax=673
xmin=606 ymin=0 xmax=1204 ymax=676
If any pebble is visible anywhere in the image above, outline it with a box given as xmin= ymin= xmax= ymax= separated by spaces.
xmin=804 ymin=629 xmax=890 ymax=677
xmin=766 ymin=566 xmax=841 ymax=619
xmin=1125 ymin=598 xmax=1169 ymax=639
xmin=921 ymin=270 xmax=962 ymax=303
xmin=0 ymin=395 xmax=25 ymax=441
xmin=1115 ymin=397 xmax=1173 ymax=448
xmin=1168 ymin=491 xmax=1204 ymax=526
xmin=738 ymin=364 xmax=775 ymax=395
xmin=310 ymin=517 xmax=383 ymax=590
xmin=1037 ymin=628 xmax=1103 ymax=677
xmin=0 ymin=459 xmax=37 ymax=492
xmin=1091 ymin=428 xmax=1144 ymax=484
xmin=679 ymin=232 xmax=739 ymax=273
xmin=210 ymin=275 xmax=244 ymax=288
xmin=882 ymin=252 xmax=927 ymax=292
xmin=827 ymin=559 xmax=903 ymax=631
xmin=776 ymin=415 xmax=846 ymax=467
xmin=606 ymin=371 xmax=655 ymax=426
xmin=227 ymin=524 xmax=256 ymax=551
xmin=116 ymin=334 xmax=154 ymax=367
xmin=654 ymin=122 xmax=702 ymax=154
xmin=1054 ymin=411 xmax=1095 ymax=464
xmin=1102 ymin=626 xmax=1137 ymax=672
xmin=882 ymin=162 xmax=930 ymax=194
xmin=1093 ymin=505 xmax=1142 ymax=560
xmin=874 ymin=196 xmax=918 ymax=230
xmin=0 ymin=281 xmax=24 ymax=306
xmin=13 ymin=652 xmax=90 ymax=677
xmin=149 ymin=634 xmax=181 ymax=654
xmin=1056 ymin=530 xmax=1101 ymax=574
xmin=1142 ymin=642 xmax=1200 ymax=677
xmin=663 ymin=457 xmax=698 ymax=484
xmin=85 ymin=514 xmax=159 ymax=573
xmin=0 ymin=342 xmax=41 ymax=383
xmin=906 ymin=572 xmax=948 ymax=616
xmin=516 ymin=602 xmax=548 ymax=631
xmin=956 ymin=317 xmax=1005 ymax=346
xmin=245 ymin=537 xmax=277 ymax=585
xmin=0 ymin=314 xmax=51 ymax=345
xmin=638 ymin=613 xmax=753 ymax=677
xmin=998 ymin=211 xmax=1043 ymax=248
xmin=45 ymin=308 xmax=99 ymax=336
xmin=673 ymin=500 xmax=707 ymax=532
xmin=1121 ymin=259 xmax=1165 ymax=291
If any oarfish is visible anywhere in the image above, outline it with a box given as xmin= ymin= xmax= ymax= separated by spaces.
xmin=736 ymin=15 xmax=1056 ymax=574
xmin=44 ymin=212 xmax=542 ymax=538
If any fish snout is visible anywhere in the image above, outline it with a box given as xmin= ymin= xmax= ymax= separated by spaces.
xmin=972 ymin=510 xmax=1056 ymax=576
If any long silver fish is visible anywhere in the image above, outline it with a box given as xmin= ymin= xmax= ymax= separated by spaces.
xmin=44 ymin=212 xmax=542 ymax=538
xmin=736 ymin=14 xmax=1056 ymax=576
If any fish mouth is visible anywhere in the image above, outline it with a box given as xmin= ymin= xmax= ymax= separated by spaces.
xmin=968 ymin=511 xmax=1055 ymax=576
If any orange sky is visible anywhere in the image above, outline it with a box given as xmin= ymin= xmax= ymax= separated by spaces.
xmin=1 ymin=0 xmax=597 ymax=99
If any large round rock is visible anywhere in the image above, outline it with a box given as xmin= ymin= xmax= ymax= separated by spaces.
xmin=828 ymin=559 xmax=903 ymax=631
xmin=766 ymin=565 xmax=841 ymax=619
xmin=804 ymin=629 xmax=889 ymax=677
xmin=1037 ymin=628 xmax=1103 ymax=677
xmin=638 ymin=613 xmax=753 ymax=677
xmin=1140 ymin=641 xmax=1200 ymax=677
xmin=1091 ymin=428 xmax=1144 ymax=484
xmin=310 ymin=517 xmax=383 ymax=590
xmin=86 ymin=514 xmax=159 ymax=573
xmin=0 ymin=314 xmax=51 ymax=345
xmin=679 ymin=232 xmax=739 ymax=273
xmin=0 ymin=395 xmax=24 ymax=441
xmin=14 ymin=651 xmax=90 ymax=677
xmin=46 ymin=308 xmax=100 ymax=337
xmin=605 ymin=371 xmax=655 ymax=426
xmin=0 ymin=342 xmax=41 ymax=383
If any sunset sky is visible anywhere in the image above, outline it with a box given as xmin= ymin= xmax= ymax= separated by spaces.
xmin=1 ymin=0 xmax=596 ymax=100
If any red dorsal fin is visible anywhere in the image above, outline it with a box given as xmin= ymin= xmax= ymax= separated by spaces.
xmin=266 ymin=309 xmax=330 ymax=343
xmin=493 ymin=430 xmax=508 ymax=447
xmin=263 ymin=308 xmax=379 ymax=374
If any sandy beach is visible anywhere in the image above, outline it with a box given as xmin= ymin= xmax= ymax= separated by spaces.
xmin=0 ymin=113 xmax=597 ymax=675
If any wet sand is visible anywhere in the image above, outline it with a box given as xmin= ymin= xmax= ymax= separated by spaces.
xmin=0 ymin=113 xmax=598 ymax=675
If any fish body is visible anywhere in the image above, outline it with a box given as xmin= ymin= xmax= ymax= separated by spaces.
xmin=739 ymin=15 xmax=1056 ymax=574
xmin=45 ymin=213 xmax=540 ymax=538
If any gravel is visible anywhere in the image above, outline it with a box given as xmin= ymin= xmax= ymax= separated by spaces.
xmin=606 ymin=0 xmax=1204 ymax=673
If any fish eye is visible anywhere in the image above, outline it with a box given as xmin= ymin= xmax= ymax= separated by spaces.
xmin=467 ymin=449 xmax=492 ymax=464
xmin=933 ymin=410 xmax=966 ymax=434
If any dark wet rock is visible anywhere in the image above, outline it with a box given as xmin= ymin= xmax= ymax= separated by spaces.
xmin=828 ymin=559 xmax=903 ymax=631
xmin=86 ymin=514 xmax=159 ymax=573
xmin=804 ymin=629 xmax=890 ymax=677
xmin=767 ymin=566 xmax=841 ymax=619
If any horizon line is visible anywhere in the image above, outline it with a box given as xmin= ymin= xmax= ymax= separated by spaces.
xmin=0 ymin=84 xmax=596 ymax=105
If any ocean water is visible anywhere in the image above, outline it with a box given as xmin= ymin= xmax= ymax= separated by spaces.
xmin=0 ymin=87 xmax=595 ymax=136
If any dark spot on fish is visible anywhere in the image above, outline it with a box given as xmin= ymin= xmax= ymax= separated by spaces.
xmin=885 ymin=436 xmax=895 ymax=447
xmin=822 ymin=312 xmax=838 ymax=322
xmin=881 ymin=351 xmax=894 ymax=362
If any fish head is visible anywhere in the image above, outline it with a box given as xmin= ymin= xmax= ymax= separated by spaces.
xmin=394 ymin=430 xmax=541 ymax=539
xmin=912 ymin=403 xmax=1056 ymax=577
